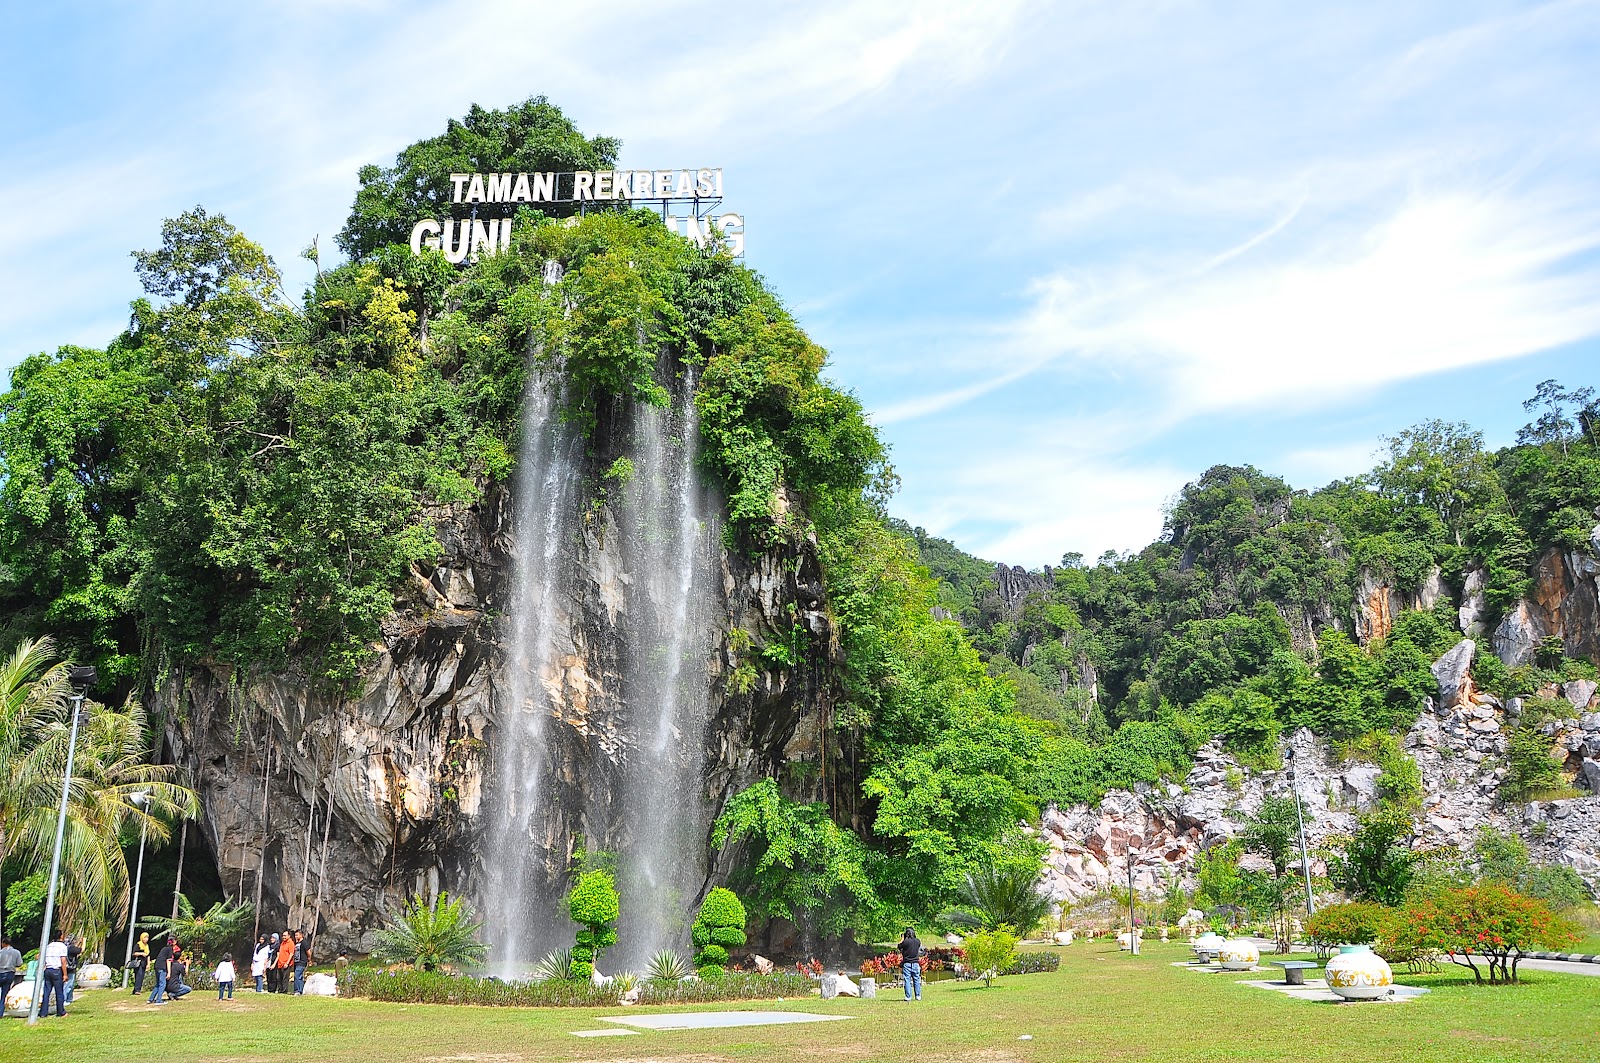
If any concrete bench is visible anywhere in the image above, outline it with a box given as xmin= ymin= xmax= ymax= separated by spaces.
xmin=1268 ymin=961 xmax=1320 ymax=986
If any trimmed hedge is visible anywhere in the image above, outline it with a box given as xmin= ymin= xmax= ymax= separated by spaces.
xmin=349 ymin=967 xmax=813 ymax=1007
xmin=1003 ymin=952 xmax=1061 ymax=975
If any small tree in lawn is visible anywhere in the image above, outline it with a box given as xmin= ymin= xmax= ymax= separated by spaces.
xmin=692 ymin=887 xmax=747 ymax=976
xmin=962 ymin=927 xmax=1018 ymax=988
xmin=1404 ymin=882 xmax=1577 ymax=984
xmin=568 ymin=870 xmax=619 ymax=981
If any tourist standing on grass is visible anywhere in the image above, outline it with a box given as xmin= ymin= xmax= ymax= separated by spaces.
xmin=148 ymin=937 xmax=175 ymax=1004
xmin=334 ymin=950 xmax=350 ymax=996
xmin=131 ymin=932 xmax=151 ymax=994
xmin=64 ymin=933 xmax=82 ymax=1003
xmin=274 ymin=929 xmax=295 ymax=992
xmin=0 ymin=936 xmax=21 ymax=1001
xmin=215 ymin=953 xmax=236 ymax=999
xmin=265 ymin=933 xmax=281 ymax=992
xmin=41 ymin=931 xmax=69 ymax=1016
xmin=899 ymin=927 xmax=924 ymax=1002
xmin=292 ymin=929 xmax=309 ymax=994
xmin=251 ymin=935 xmax=270 ymax=992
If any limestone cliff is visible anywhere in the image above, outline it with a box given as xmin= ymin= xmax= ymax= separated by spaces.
xmin=158 ymin=474 xmax=833 ymax=954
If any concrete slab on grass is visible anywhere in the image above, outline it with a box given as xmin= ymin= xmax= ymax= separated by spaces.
xmin=571 ymin=1029 xmax=641 ymax=1037
xmin=1172 ymin=962 xmax=1267 ymax=974
xmin=600 ymin=1011 xmax=854 ymax=1031
xmin=1240 ymin=978 xmax=1430 ymax=1004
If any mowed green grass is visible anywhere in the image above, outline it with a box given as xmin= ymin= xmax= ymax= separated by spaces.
xmin=4 ymin=941 xmax=1595 ymax=1063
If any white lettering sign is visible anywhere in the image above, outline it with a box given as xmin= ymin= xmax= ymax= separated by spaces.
xmin=412 ymin=167 xmax=743 ymax=260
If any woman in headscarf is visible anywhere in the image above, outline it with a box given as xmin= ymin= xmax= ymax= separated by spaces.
xmin=130 ymin=932 xmax=151 ymax=994
xmin=251 ymin=934 xmax=272 ymax=993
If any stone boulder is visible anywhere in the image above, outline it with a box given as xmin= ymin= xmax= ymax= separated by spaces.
xmin=1431 ymin=640 xmax=1477 ymax=711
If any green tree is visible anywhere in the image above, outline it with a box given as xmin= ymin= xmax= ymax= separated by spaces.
xmin=1327 ymin=808 xmax=1417 ymax=906
xmin=1237 ymin=796 xmax=1304 ymax=951
xmin=961 ymin=927 xmax=1019 ymax=988
xmin=371 ymin=892 xmax=488 ymax=972
xmin=691 ymin=887 xmax=747 ymax=976
xmin=337 ymin=97 xmax=620 ymax=259
xmin=567 ymin=869 xmax=619 ymax=980
xmin=939 ymin=852 xmax=1053 ymax=933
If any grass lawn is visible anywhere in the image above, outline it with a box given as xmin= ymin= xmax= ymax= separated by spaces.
xmin=5 ymin=940 xmax=1595 ymax=1063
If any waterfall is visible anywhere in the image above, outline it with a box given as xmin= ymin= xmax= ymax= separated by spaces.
xmin=484 ymin=258 xmax=720 ymax=972
xmin=615 ymin=366 xmax=718 ymax=968
xmin=484 ymin=267 xmax=585 ymax=975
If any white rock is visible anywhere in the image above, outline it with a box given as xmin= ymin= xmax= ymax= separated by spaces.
xmin=302 ymin=973 xmax=338 ymax=997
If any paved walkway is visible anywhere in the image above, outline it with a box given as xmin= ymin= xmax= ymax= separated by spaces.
xmin=1517 ymin=958 xmax=1600 ymax=978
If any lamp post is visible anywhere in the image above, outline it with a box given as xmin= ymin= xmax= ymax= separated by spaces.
xmin=1284 ymin=745 xmax=1315 ymax=921
xmin=1126 ymin=832 xmax=1140 ymax=956
xmin=120 ymin=791 xmax=152 ymax=989
xmin=27 ymin=664 xmax=96 ymax=1025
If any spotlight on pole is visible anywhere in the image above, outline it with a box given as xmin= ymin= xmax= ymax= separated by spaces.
xmin=121 ymin=791 xmax=152 ymax=989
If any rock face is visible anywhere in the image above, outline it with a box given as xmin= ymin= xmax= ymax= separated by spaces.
xmin=1038 ymin=693 xmax=1600 ymax=908
xmin=1492 ymin=542 xmax=1600 ymax=666
xmin=1354 ymin=566 xmax=1443 ymax=646
xmin=160 ymin=470 xmax=833 ymax=954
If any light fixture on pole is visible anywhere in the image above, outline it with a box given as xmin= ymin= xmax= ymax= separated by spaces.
xmin=1284 ymin=745 xmax=1315 ymax=920
xmin=27 ymin=664 xmax=96 ymax=1026
xmin=120 ymin=790 xmax=152 ymax=990
xmin=1126 ymin=832 xmax=1140 ymax=956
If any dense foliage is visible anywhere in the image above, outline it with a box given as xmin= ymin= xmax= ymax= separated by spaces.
xmin=690 ymin=886 xmax=747 ymax=975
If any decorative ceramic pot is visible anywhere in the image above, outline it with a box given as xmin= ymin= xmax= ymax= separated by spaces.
xmin=76 ymin=963 xmax=114 ymax=990
xmin=1053 ymin=931 xmax=1074 ymax=945
xmin=1218 ymin=939 xmax=1259 ymax=971
xmin=1324 ymin=944 xmax=1393 ymax=1000
xmin=4 ymin=980 xmax=34 ymax=1018
xmin=1192 ymin=931 xmax=1226 ymax=960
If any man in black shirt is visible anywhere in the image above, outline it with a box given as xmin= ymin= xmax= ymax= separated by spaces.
xmin=148 ymin=939 xmax=175 ymax=1004
xmin=899 ymin=928 xmax=924 ymax=1001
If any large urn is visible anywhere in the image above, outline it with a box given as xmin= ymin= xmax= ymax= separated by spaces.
xmin=1324 ymin=944 xmax=1393 ymax=1000
xmin=76 ymin=963 xmax=114 ymax=990
xmin=4 ymin=980 xmax=34 ymax=1018
xmin=1192 ymin=931 xmax=1226 ymax=962
xmin=1218 ymin=939 xmax=1259 ymax=971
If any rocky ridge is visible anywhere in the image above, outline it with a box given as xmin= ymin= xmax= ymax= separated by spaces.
xmin=1038 ymin=641 xmax=1600 ymax=909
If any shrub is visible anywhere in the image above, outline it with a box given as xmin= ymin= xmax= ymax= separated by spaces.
xmin=370 ymin=892 xmax=488 ymax=972
xmin=1402 ymin=883 xmax=1579 ymax=983
xmin=567 ymin=870 xmax=619 ymax=980
xmin=693 ymin=887 xmax=747 ymax=975
xmin=646 ymin=948 xmax=690 ymax=982
xmin=349 ymin=967 xmax=813 ymax=1007
xmin=961 ymin=928 xmax=1019 ymax=988
xmin=1001 ymin=951 xmax=1060 ymax=975
xmin=1305 ymin=902 xmax=1392 ymax=947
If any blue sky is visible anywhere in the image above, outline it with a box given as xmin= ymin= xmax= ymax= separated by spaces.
xmin=4 ymin=2 xmax=1598 ymax=567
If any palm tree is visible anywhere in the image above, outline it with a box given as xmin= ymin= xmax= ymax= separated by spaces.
xmin=140 ymin=893 xmax=253 ymax=964
xmin=372 ymin=892 xmax=488 ymax=971
xmin=0 ymin=636 xmax=72 ymax=933
xmin=940 ymin=862 xmax=1055 ymax=934
xmin=0 ymin=636 xmax=197 ymax=944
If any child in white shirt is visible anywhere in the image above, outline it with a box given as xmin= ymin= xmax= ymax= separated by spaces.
xmin=215 ymin=954 xmax=236 ymax=999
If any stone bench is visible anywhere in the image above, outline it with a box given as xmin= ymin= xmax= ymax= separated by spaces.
xmin=1268 ymin=961 xmax=1320 ymax=986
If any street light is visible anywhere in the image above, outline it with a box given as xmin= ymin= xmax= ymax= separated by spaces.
xmin=1284 ymin=745 xmax=1316 ymax=923
xmin=27 ymin=664 xmax=96 ymax=1025
xmin=120 ymin=791 xmax=152 ymax=989
xmin=1126 ymin=832 xmax=1141 ymax=957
